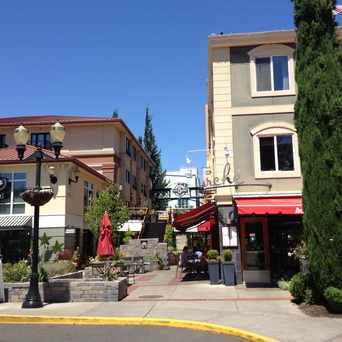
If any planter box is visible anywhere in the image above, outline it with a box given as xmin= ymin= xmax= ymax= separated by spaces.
xmin=208 ymin=261 xmax=220 ymax=285
xmin=4 ymin=277 xmax=128 ymax=303
xmin=222 ymin=262 xmax=235 ymax=286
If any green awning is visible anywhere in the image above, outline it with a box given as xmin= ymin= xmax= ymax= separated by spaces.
xmin=0 ymin=215 xmax=32 ymax=231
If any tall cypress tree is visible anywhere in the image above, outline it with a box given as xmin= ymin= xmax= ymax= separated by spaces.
xmin=143 ymin=108 xmax=168 ymax=209
xmin=294 ymin=0 xmax=342 ymax=292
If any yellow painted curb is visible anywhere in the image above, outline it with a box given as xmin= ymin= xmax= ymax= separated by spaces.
xmin=0 ymin=315 xmax=279 ymax=342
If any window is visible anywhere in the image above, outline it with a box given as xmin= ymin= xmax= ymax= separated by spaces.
xmin=177 ymin=199 xmax=189 ymax=209
xmin=259 ymin=135 xmax=294 ymax=171
xmin=132 ymin=175 xmax=137 ymax=189
xmin=140 ymin=156 xmax=144 ymax=169
xmin=250 ymin=122 xmax=301 ymax=178
xmin=31 ymin=133 xmax=51 ymax=149
xmin=131 ymin=146 xmax=137 ymax=161
xmin=125 ymin=137 xmax=131 ymax=157
xmin=0 ymin=135 xmax=7 ymax=148
xmin=83 ymin=181 xmax=94 ymax=210
xmin=249 ymin=44 xmax=295 ymax=97
xmin=125 ymin=170 xmax=130 ymax=184
xmin=0 ymin=172 xmax=26 ymax=215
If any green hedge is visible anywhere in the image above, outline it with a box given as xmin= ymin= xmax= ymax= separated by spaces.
xmin=289 ymin=273 xmax=308 ymax=303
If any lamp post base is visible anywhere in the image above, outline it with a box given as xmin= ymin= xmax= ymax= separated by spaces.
xmin=22 ymin=298 xmax=43 ymax=309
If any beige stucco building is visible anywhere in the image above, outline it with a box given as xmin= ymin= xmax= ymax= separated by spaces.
xmin=0 ymin=115 xmax=154 ymax=261
xmin=0 ymin=115 xmax=153 ymax=208
xmin=205 ymin=29 xmax=333 ymax=284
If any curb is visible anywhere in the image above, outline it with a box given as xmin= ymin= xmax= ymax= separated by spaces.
xmin=0 ymin=315 xmax=279 ymax=342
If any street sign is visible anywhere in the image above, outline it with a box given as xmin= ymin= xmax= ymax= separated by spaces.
xmin=0 ymin=256 xmax=4 ymax=303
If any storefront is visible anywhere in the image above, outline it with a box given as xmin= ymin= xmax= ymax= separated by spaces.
xmin=172 ymin=202 xmax=219 ymax=251
xmin=234 ymin=196 xmax=303 ymax=284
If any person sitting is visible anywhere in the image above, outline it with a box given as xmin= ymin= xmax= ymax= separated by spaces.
xmin=180 ymin=246 xmax=191 ymax=272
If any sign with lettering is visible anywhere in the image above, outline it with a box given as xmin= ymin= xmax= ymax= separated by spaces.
xmin=172 ymin=183 xmax=189 ymax=197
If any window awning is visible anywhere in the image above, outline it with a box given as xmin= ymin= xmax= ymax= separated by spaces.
xmin=198 ymin=216 xmax=216 ymax=232
xmin=0 ymin=215 xmax=32 ymax=231
xmin=172 ymin=202 xmax=216 ymax=231
xmin=234 ymin=196 xmax=303 ymax=216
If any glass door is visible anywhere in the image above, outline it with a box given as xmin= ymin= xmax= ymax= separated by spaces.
xmin=240 ymin=217 xmax=270 ymax=271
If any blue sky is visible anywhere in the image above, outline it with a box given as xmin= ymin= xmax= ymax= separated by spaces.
xmin=0 ymin=1 xmax=340 ymax=172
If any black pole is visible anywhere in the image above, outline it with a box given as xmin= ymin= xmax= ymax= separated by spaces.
xmin=22 ymin=148 xmax=43 ymax=309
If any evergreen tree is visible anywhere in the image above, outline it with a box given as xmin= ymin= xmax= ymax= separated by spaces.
xmin=143 ymin=107 xmax=168 ymax=209
xmin=294 ymin=0 xmax=342 ymax=292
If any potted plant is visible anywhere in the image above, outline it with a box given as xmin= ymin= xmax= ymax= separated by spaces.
xmin=222 ymin=249 xmax=235 ymax=286
xmin=324 ymin=287 xmax=342 ymax=314
xmin=207 ymin=249 xmax=220 ymax=284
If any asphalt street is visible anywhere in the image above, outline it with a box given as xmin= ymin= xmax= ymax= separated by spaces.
xmin=0 ymin=325 xmax=247 ymax=342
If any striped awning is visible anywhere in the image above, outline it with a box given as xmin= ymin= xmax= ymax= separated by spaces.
xmin=0 ymin=215 xmax=32 ymax=231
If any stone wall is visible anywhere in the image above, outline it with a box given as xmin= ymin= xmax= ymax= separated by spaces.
xmin=4 ymin=278 xmax=127 ymax=303
xmin=120 ymin=238 xmax=168 ymax=265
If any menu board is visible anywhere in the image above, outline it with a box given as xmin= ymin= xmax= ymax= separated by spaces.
xmin=222 ymin=226 xmax=238 ymax=247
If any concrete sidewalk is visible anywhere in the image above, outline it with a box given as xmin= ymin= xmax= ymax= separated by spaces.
xmin=0 ymin=268 xmax=341 ymax=342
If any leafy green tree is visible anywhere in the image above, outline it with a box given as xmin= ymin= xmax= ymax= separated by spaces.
xmin=143 ymin=107 xmax=169 ymax=209
xmin=122 ymin=228 xmax=133 ymax=245
xmin=294 ymin=0 xmax=342 ymax=292
xmin=85 ymin=184 xmax=129 ymax=241
xmin=164 ymin=224 xmax=175 ymax=249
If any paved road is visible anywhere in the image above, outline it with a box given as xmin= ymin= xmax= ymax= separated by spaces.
xmin=0 ymin=325 xmax=246 ymax=342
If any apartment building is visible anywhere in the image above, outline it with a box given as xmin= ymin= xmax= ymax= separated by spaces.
xmin=0 ymin=115 xmax=153 ymax=208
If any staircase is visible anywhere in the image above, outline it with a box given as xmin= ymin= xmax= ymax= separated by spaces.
xmin=141 ymin=223 xmax=166 ymax=242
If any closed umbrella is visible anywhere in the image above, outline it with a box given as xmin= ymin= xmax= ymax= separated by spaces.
xmin=96 ymin=211 xmax=114 ymax=257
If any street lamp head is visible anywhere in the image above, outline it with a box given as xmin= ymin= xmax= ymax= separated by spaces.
xmin=50 ymin=122 xmax=65 ymax=159
xmin=14 ymin=125 xmax=29 ymax=160
xmin=14 ymin=125 xmax=29 ymax=145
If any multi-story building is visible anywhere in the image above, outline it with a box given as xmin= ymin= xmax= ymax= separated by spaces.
xmin=205 ymin=29 xmax=337 ymax=284
xmin=0 ymin=115 xmax=153 ymax=208
xmin=0 ymin=115 xmax=154 ymax=261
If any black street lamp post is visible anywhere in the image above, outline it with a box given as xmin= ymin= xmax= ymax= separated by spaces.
xmin=14 ymin=122 xmax=65 ymax=309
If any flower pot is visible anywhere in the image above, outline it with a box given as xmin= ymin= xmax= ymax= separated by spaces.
xmin=208 ymin=261 xmax=220 ymax=285
xmin=222 ymin=262 xmax=235 ymax=286
xmin=21 ymin=189 xmax=54 ymax=206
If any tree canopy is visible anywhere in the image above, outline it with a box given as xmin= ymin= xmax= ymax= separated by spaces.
xmin=85 ymin=184 xmax=129 ymax=241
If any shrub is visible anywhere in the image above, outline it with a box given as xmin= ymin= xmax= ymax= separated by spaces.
xmin=289 ymin=273 xmax=308 ymax=303
xmin=222 ymin=249 xmax=232 ymax=262
xmin=324 ymin=287 xmax=342 ymax=313
xmin=277 ymin=279 xmax=290 ymax=291
xmin=3 ymin=260 xmax=30 ymax=282
xmin=207 ymin=249 xmax=219 ymax=261
xmin=43 ymin=260 xmax=76 ymax=277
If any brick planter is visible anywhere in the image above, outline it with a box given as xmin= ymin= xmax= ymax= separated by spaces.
xmin=4 ymin=277 xmax=128 ymax=303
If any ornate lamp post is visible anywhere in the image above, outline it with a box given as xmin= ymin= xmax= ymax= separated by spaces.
xmin=14 ymin=122 xmax=65 ymax=308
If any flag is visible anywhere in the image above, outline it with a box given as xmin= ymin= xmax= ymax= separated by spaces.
xmin=333 ymin=5 xmax=342 ymax=15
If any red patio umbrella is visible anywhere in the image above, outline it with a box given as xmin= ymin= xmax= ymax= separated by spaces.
xmin=96 ymin=211 xmax=114 ymax=257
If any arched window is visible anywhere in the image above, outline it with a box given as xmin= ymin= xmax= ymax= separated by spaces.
xmin=250 ymin=122 xmax=301 ymax=178
xmin=248 ymin=44 xmax=296 ymax=97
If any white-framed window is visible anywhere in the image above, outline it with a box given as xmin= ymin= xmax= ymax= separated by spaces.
xmin=249 ymin=44 xmax=295 ymax=97
xmin=250 ymin=122 xmax=301 ymax=179
xmin=177 ymin=198 xmax=189 ymax=209
xmin=83 ymin=181 xmax=94 ymax=210
xmin=0 ymin=172 xmax=26 ymax=215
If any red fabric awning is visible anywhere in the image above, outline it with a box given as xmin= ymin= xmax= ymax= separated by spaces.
xmin=198 ymin=216 xmax=216 ymax=232
xmin=173 ymin=202 xmax=216 ymax=230
xmin=234 ymin=196 xmax=303 ymax=216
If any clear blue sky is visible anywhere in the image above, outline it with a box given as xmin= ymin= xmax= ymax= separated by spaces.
xmin=0 ymin=1 xmax=340 ymax=172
